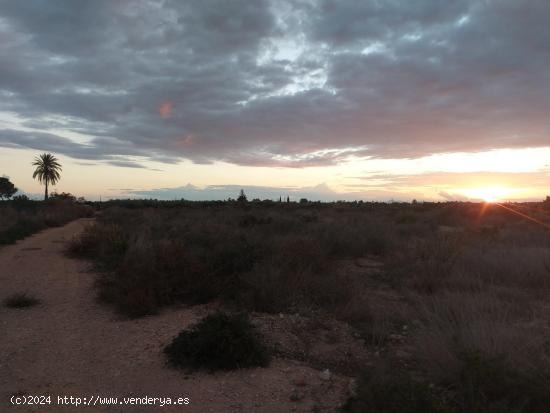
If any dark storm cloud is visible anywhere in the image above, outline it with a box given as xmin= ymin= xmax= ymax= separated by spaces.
xmin=0 ymin=129 xmax=152 ymax=167
xmin=1 ymin=0 xmax=549 ymax=166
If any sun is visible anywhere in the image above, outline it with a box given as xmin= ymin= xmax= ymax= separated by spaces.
xmin=482 ymin=192 xmax=498 ymax=203
xmin=464 ymin=186 xmax=512 ymax=203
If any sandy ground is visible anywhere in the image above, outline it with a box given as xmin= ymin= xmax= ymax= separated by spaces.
xmin=0 ymin=219 xmax=354 ymax=412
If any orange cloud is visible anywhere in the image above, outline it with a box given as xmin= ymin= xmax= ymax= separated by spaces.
xmin=158 ymin=101 xmax=173 ymax=118
xmin=177 ymin=135 xmax=194 ymax=146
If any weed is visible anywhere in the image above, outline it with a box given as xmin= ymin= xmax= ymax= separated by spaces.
xmin=341 ymin=362 xmax=448 ymax=413
xmin=4 ymin=293 xmax=40 ymax=308
xmin=0 ymin=202 xmax=90 ymax=245
xmin=452 ymin=351 xmax=550 ymax=413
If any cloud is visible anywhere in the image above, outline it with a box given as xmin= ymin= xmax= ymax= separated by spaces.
xmin=158 ymin=101 xmax=173 ymax=119
xmin=352 ymin=171 xmax=550 ymax=189
xmin=1 ymin=1 xmax=550 ymax=166
xmin=105 ymin=160 xmax=148 ymax=169
xmin=0 ymin=129 xmax=159 ymax=168
xmin=438 ymin=191 xmax=469 ymax=202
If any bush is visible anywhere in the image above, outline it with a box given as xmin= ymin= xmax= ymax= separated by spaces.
xmin=453 ymin=352 xmax=550 ymax=413
xmin=67 ymin=223 xmax=128 ymax=267
xmin=339 ymin=295 xmax=408 ymax=347
xmin=388 ymin=233 xmax=466 ymax=294
xmin=12 ymin=195 xmax=30 ymax=205
xmin=164 ymin=312 xmax=270 ymax=372
xmin=98 ymin=240 xmax=206 ymax=318
xmin=342 ymin=353 xmax=550 ymax=413
xmin=0 ymin=202 xmax=90 ymax=244
xmin=320 ymin=219 xmax=393 ymax=258
xmin=342 ymin=362 xmax=447 ymax=413
xmin=241 ymin=260 xmax=351 ymax=313
xmin=3 ymin=293 xmax=40 ymax=308
xmin=0 ymin=218 xmax=45 ymax=244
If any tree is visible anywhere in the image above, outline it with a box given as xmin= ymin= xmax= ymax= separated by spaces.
xmin=237 ymin=189 xmax=247 ymax=203
xmin=0 ymin=176 xmax=17 ymax=200
xmin=32 ymin=153 xmax=62 ymax=200
xmin=12 ymin=194 xmax=29 ymax=204
xmin=49 ymin=192 xmax=76 ymax=202
xmin=544 ymin=196 xmax=550 ymax=211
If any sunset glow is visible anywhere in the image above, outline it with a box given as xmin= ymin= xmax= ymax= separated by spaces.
xmin=461 ymin=187 xmax=515 ymax=203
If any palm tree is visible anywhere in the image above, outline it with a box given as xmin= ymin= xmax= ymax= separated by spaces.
xmin=32 ymin=153 xmax=62 ymax=200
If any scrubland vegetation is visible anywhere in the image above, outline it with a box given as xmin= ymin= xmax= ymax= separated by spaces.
xmin=0 ymin=196 xmax=92 ymax=245
xmin=68 ymin=199 xmax=550 ymax=412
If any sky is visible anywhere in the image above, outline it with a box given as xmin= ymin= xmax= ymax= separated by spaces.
xmin=1 ymin=0 xmax=549 ymax=202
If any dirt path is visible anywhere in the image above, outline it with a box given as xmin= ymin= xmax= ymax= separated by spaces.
xmin=0 ymin=220 xmax=351 ymax=412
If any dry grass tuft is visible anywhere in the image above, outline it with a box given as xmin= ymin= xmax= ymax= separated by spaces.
xmin=4 ymin=293 xmax=40 ymax=308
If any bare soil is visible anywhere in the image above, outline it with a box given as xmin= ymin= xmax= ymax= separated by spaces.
xmin=1 ymin=219 xmax=359 ymax=412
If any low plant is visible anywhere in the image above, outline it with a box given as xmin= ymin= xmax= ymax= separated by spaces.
xmin=67 ymin=223 xmax=128 ymax=267
xmin=452 ymin=352 xmax=550 ymax=413
xmin=164 ymin=312 xmax=270 ymax=372
xmin=3 ymin=293 xmax=40 ymax=308
xmin=341 ymin=362 xmax=448 ymax=413
xmin=0 ymin=218 xmax=45 ymax=244
xmin=0 ymin=202 xmax=91 ymax=245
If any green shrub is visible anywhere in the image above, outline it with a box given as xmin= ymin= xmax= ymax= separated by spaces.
xmin=164 ymin=312 xmax=270 ymax=372
xmin=3 ymin=293 xmax=40 ymax=308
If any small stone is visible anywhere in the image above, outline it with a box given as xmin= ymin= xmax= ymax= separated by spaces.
xmin=319 ymin=369 xmax=331 ymax=381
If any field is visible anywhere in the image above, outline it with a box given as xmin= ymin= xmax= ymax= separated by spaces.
xmin=63 ymin=199 xmax=550 ymax=412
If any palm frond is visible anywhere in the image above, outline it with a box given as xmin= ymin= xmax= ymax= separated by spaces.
xmin=32 ymin=153 xmax=62 ymax=189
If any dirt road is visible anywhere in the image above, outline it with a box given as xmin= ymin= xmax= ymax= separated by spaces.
xmin=0 ymin=219 xmax=350 ymax=412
